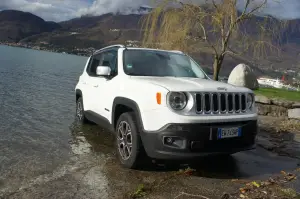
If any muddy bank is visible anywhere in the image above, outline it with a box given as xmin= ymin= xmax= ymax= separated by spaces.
xmin=257 ymin=116 xmax=300 ymax=159
xmin=1 ymin=120 xmax=300 ymax=199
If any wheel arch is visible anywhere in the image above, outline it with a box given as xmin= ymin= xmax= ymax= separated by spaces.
xmin=75 ymin=89 xmax=83 ymax=101
xmin=112 ymin=97 xmax=144 ymax=132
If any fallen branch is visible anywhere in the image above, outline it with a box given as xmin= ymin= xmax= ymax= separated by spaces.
xmin=174 ymin=192 xmax=210 ymax=199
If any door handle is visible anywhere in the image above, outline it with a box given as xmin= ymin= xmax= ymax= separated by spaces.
xmin=93 ymin=85 xmax=98 ymax=88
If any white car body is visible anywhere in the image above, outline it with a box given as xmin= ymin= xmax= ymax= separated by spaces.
xmin=75 ymin=44 xmax=258 ymax=165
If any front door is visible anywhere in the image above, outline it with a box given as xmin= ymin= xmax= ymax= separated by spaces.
xmin=84 ymin=52 xmax=106 ymax=113
xmin=91 ymin=49 xmax=118 ymax=121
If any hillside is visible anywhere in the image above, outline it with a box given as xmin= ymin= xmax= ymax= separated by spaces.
xmin=19 ymin=13 xmax=145 ymax=56
xmin=0 ymin=10 xmax=61 ymax=42
xmin=1 ymin=9 xmax=300 ymax=79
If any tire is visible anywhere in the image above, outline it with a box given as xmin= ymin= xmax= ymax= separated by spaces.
xmin=76 ymin=97 xmax=89 ymax=124
xmin=115 ymin=112 xmax=145 ymax=169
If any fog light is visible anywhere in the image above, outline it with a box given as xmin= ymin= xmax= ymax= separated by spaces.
xmin=163 ymin=136 xmax=186 ymax=149
xmin=166 ymin=137 xmax=173 ymax=144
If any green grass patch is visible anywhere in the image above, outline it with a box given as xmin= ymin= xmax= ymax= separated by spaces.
xmin=130 ymin=184 xmax=147 ymax=198
xmin=254 ymin=87 xmax=300 ymax=102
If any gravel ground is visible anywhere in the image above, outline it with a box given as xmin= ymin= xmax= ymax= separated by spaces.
xmin=1 ymin=117 xmax=300 ymax=199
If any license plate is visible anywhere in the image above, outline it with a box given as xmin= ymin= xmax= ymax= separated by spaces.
xmin=217 ymin=127 xmax=241 ymax=139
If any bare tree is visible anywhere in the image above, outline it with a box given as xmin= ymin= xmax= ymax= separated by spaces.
xmin=142 ymin=0 xmax=286 ymax=80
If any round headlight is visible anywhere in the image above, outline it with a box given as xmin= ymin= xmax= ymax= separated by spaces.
xmin=168 ymin=92 xmax=187 ymax=110
xmin=247 ymin=93 xmax=254 ymax=109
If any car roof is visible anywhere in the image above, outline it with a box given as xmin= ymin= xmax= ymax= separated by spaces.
xmin=92 ymin=45 xmax=185 ymax=55
xmin=125 ymin=47 xmax=185 ymax=54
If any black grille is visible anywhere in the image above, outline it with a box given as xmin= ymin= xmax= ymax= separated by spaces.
xmin=220 ymin=94 xmax=226 ymax=112
xmin=195 ymin=93 xmax=248 ymax=114
xmin=212 ymin=93 xmax=218 ymax=112
xmin=195 ymin=94 xmax=202 ymax=112
xmin=228 ymin=94 xmax=233 ymax=112
xmin=190 ymin=137 xmax=255 ymax=152
xmin=241 ymin=94 xmax=246 ymax=111
xmin=235 ymin=94 xmax=240 ymax=112
xmin=204 ymin=94 xmax=210 ymax=112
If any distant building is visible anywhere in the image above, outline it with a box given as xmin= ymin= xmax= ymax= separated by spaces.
xmin=257 ymin=76 xmax=300 ymax=91
xmin=257 ymin=77 xmax=285 ymax=88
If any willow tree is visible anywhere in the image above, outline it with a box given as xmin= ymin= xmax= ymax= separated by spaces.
xmin=142 ymin=0 xmax=285 ymax=80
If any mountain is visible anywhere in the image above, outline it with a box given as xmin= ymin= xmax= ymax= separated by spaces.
xmin=0 ymin=10 xmax=61 ymax=42
xmin=1 ymin=9 xmax=300 ymax=79
xmin=20 ymin=13 xmax=144 ymax=51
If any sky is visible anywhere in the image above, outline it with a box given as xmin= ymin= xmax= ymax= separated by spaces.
xmin=0 ymin=0 xmax=299 ymax=22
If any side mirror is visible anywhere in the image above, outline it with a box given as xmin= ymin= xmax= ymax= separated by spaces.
xmin=96 ymin=66 xmax=111 ymax=76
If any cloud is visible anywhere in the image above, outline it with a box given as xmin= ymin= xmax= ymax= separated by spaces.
xmin=0 ymin=0 xmax=89 ymax=21
xmin=76 ymin=0 xmax=150 ymax=17
xmin=0 ymin=0 xmax=299 ymax=22
xmin=236 ymin=0 xmax=300 ymax=19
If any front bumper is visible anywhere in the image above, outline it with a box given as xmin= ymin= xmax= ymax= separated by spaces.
xmin=140 ymin=120 xmax=257 ymax=160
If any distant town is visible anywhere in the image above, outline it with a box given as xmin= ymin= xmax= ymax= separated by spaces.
xmin=0 ymin=39 xmax=140 ymax=57
xmin=0 ymin=41 xmax=94 ymax=57
xmin=1 ymin=40 xmax=300 ymax=90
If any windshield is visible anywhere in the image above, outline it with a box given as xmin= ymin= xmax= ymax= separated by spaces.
xmin=123 ymin=49 xmax=207 ymax=78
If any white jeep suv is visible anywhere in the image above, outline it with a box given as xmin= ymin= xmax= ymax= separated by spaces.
xmin=75 ymin=44 xmax=258 ymax=169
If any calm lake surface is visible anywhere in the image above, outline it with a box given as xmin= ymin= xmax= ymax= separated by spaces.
xmin=0 ymin=45 xmax=87 ymax=188
xmin=1 ymin=45 xmax=300 ymax=198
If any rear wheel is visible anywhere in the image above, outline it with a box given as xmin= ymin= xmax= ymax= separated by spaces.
xmin=115 ymin=112 xmax=146 ymax=169
xmin=76 ymin=97 xmax=89 ymax=124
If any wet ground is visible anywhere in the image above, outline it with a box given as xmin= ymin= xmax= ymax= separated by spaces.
xmin=0 ymin=46 xmax=300 ymax=199
xmin=1 ymin=119 xmax=300 ymax=199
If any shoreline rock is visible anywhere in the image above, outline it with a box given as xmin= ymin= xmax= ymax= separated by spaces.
xmin=255 ymin=95 xmax=300 ymax=120
xmin=288 ymin=109 xmax=300 ymax=120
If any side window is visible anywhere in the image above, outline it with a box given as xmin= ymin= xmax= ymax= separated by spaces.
xmin=86 ymin=50 xmax=118 ymax=77
xmin=86 ymin=53 xmax=103 ymax=77
xmin=102 ymin=50 xmax=118 ymax=75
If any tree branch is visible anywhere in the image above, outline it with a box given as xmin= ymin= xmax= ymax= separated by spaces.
xmin=221 ymin=45 xmax=249 ymax=57
xmin=237 ymin=0 xmax=267 ymax=23
xmin=241 ymin=0 xmax=251 ymax=16
xmin=247 ymin=0 xmax=267 ymax=16
xmin=221 ymin=0 xmax=267 ymax=55
xmin=211 ymin=0 xmax=218 ymax=9
xmin=198 ymin=23 xmax=219 ymax=56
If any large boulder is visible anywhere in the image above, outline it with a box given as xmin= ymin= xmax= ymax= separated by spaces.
xmin=227 ymin=63 xmax=259 ymax=90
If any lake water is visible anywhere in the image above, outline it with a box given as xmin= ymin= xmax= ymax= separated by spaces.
xmin=0 ymin=45 xmax=88 ymax=191
xmin=1 ymin=45 xmax=300 ymax=198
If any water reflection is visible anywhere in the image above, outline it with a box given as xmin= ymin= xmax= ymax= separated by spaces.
xmin=68 ymin=119 xmax=300 ymax=181
xmin=69 ymin=135 xmax=92 ymax=155
xmin=69 ymin=121 xmax=115 ymax=156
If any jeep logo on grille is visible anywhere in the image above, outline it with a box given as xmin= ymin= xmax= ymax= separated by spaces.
xmin=217 ymin=87 xmax=227 ymax=91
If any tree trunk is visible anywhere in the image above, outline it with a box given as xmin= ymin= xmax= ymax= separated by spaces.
xmin=213 ymin=55 xmax=223 ymax=81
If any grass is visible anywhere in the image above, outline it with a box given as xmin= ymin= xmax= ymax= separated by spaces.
xmin=254 ymin=87 xmax=300 ymax=102
xmin=130 ymin=184 xmax=146 ymax=198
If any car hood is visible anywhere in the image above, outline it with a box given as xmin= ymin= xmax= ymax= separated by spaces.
xmin=129 ymin=76 xmax=252 ymax=93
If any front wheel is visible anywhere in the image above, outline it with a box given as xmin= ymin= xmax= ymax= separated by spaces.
xmin=115 ymin=112 xmax=146 ymax=169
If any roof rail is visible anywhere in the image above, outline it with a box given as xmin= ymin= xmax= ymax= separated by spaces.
xmin=93 ymin=44 xmax=125 ymax=54
xmin=170 ymin=50 xmax=184 ymax=54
